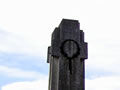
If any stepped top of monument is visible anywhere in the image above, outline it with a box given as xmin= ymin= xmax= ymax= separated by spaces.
xmin=59 ymin=19 xmax=80 ymax=29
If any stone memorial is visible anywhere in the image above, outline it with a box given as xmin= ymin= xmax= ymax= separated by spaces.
xmin=47 ymin=19 xmax=88 ymax=90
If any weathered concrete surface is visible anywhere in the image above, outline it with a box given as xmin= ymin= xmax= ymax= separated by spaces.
xmin=47 ymin=19 xmax=88 ymax=90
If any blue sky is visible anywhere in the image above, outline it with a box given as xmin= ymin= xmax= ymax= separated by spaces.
xmin=0 ymin=0 xmax=120 ymax=90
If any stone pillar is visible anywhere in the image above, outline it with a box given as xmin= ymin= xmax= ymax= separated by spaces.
xmin=47 ymin=19 xmax=88 ymax=90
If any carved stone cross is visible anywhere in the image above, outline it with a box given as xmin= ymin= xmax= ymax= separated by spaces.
xmin=47 ymin=19 xmax=88 ymax=90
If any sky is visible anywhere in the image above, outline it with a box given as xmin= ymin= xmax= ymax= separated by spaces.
xmin=0 ymin=0 xmax=120 ymax=90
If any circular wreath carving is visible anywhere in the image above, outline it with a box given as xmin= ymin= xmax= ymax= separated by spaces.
xmin=60 ymin=39 xmax=80 ymax=59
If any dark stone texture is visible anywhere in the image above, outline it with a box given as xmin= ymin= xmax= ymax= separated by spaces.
xmin=47 ymin=19 xmax=88 ymax=90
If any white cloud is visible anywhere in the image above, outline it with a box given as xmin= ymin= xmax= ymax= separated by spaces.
xmin=85 ymin=35 xmax=120 ymax=76
xmin=2 ymin=76 xmax=120 ymax=90
xmin=0 ymin=30 xmax=48 ymax=57
xmin=0 ymin=65 xmax=46 ymax=79
xmin=2 ymin=78 xmax=48 ymax=90
xmin=86 ymin=76 xmax=120 ymax=90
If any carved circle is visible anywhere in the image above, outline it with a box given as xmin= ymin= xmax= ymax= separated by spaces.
xmin=60 ymin=39 xmax=80 ymax=59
